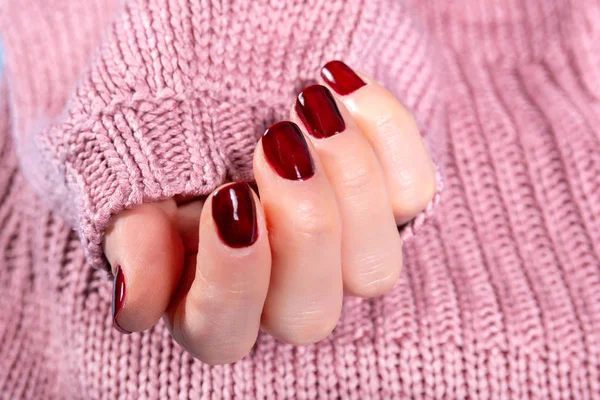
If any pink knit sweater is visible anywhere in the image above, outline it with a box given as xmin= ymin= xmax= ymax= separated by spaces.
xmin=1 ymin=0 xmax=599 ymax=398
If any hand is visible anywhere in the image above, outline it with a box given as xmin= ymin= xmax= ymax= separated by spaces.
xmin=103 ymin=61 xmax=437 ymax=364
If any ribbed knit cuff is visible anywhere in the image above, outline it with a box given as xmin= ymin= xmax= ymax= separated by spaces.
xmin=42 ymin=92 xmax=227 ymax=272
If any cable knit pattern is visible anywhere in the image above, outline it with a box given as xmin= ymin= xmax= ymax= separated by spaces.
xmin=0 ymin=0 xmax=599 ymax=399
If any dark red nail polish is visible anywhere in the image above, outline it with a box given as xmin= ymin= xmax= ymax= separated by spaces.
xmin=212 ymin=182 xmax=258 ymax=248
xmin=295 ymin=85 xmax=346 ymax=139
xmin=262 ymin=121 xmax=315 ymax=180
xmin=321 ymin=60 xmax=366 ymax=95
xmin=112 ymin=265 xmax=131 ymax=334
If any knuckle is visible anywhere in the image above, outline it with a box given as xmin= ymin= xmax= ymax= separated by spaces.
xmin=222 ymin=275 xmax=262 ymax=299
xmin=292 ymin=200 xmax=340 ymax=238
xmin=339 ymin=157 xmax=378 ymax=194
xmin=374 ymin=112 xmax=397 ymax=133
xmin=420 ymin=167 xmax=437 ymax=205
xmin=390 ymin=168 xmax=437 ymax=221
xmin=348 ymin=265 xmax=401 ymax=298
xmin=343 ymin=232 xmax=403 ymax=298
xmin=200 ymin=341 xmax=255 ymax=365
xmin=278 ymin=309 xmax=339 ymax=345
xmin=188 ymin=329 xmax=258 ymax=365
xmin=375 ymin=105 xmax=418 ymax=132
xmin=175 ymin=302 xmax=259 ymax=365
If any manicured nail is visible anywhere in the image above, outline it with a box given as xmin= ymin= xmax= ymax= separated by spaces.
xmin=295 ymin=85 xmax=346 ymax=139
xmin=212 ymin=182 xmax=258 ymax=248
xmin=262 ymin=121 xmax=315 ymax=180
xmin=320 ymin=60 xmax=366 ymax=95
xmin=112 ymin=265 xmax=131 ymax=334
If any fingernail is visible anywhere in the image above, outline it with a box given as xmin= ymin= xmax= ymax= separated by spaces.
xmin=112 ymin=265 xmax=131 ymax=334
xmin=262 ymin=121 xmax=315 ymax=180
xmin=321 ymin=60 xmax=366 ymax=95
xmin=212 ymin=182 xmax=258 ymax=248
xmin=295 ymin=85 xmax=346 ymax=139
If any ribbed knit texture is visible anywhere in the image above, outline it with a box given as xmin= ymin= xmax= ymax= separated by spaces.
xmin=0 ymin=0 xmax=599 ymax=398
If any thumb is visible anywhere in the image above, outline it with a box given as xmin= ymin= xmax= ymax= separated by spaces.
xmin=103 ymin=200 xmax=184 ymax=334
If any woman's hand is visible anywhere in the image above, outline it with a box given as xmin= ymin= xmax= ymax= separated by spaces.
xmin=103 ymin=61 xmax=437 ymax=364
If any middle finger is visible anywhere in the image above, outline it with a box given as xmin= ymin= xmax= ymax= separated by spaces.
xmin=253 ymin=121 xmax=343 ymax=345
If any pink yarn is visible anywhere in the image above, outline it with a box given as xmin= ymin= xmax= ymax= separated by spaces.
xmin=0 ymin=0 xmax=599 ymax=398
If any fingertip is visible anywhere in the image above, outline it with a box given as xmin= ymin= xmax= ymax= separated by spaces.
xmin=104 ymin=200 xmax=184 ymax=333
xmin=196 ymin=181 xmax=270 ymax=284
xmin=111 ymin=264 xmax=131 ymax=334
xmin=320 ymin=60 xmax=367 ymax=96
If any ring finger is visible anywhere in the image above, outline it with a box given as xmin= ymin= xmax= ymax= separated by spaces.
xmin=291 ymin=84 xmax=403 ymax=298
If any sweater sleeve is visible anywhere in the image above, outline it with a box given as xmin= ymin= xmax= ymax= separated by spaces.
xmin=0 ymin=0 xmax=445 ymax=272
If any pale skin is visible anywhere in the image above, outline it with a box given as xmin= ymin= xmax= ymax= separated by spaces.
xmin=103 ymin=63 xmax=437 ymax=365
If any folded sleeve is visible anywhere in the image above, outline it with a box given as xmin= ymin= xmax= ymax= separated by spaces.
xmin=0 ymin=0 xmax=445 ymax=271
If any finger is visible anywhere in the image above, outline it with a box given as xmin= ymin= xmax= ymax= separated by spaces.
xmin=103 ymin=200 xmax=184 ymax=333
xmin=291 ymin=84 xmax=402 ymax=297
xmin=253 ymin=121 xmax=343 ymax=345
xmin=165 ymin=183 xmax=271 ymax=365
xmin=176 ymin=198 xmax=205 ymax=254
xmin=320 ymin=60 xmax=437 ymax=225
